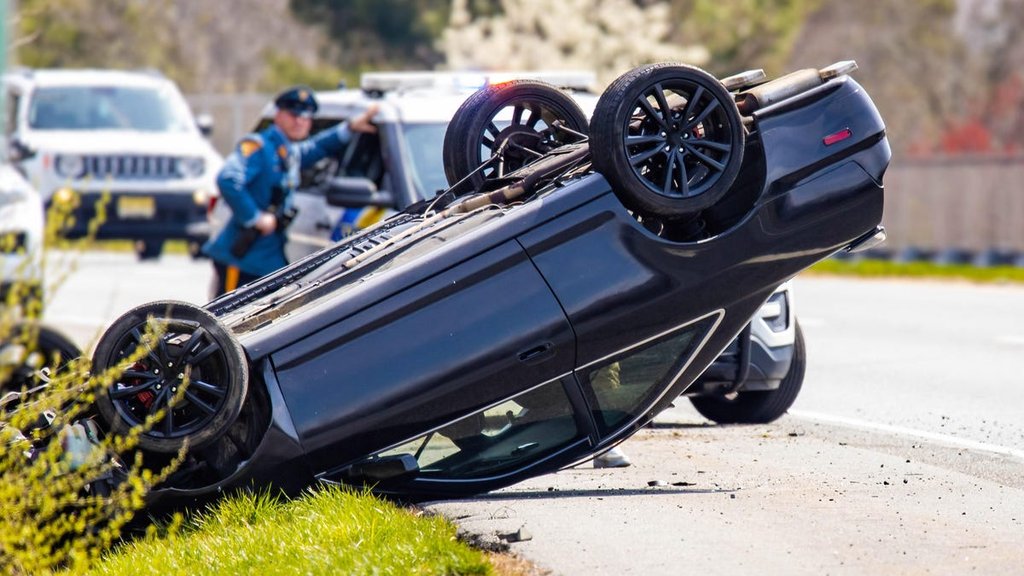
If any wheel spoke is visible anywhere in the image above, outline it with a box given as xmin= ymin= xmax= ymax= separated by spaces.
xmin=486 ymin=122 xmax=501 ymax=138
xmin=638 ymin=98 xmax=668 ymax=130
xmin=662 ymin=149 xmax=677 ymax=195
xmin=676 ymin=153 xmax=690 ymax=197
xmin=688 ymin=139 xmax=731 ymax=152
xmin=154 ymin=326 xmax=173 ymax=362
xmin=128 ymin=326 xmax=162 ymax=366
xmin=481 ymin=136 xmax=495 ymax=149
xmin=651 ymin=84 xmax=672 ymax=123
xmin=682 ymin=85 xmax=706 ymax=124
xmin=511 ymin=104 xmax=524 ymax=126
xmin=185 ymin=390 xmax=218 ymax=415
xmin=526 ymin=107 xmax=540 ymax=128
xmin=110 ymin=378 xmax=159 ymax=399
xmin=684 ymin=143 xmax=726 ymax=172
xmin=625 ymin=134 xmax=666 ymax=147
xmin=629 ymin=144 xmax=666 ymax=167
xmin=190 ymin=379 xmax=227 ymax=398
xmin=185 ymin=341 xmax=221 ymax=366
xmin=685 ymin=98 xmax=721 ymax=130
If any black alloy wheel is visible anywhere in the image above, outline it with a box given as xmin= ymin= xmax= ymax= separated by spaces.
xmin=443 ymin=80 xmax=590 ymax=195
xmin=591 ymin=63 xmax=745 ymax=219
xmin=93 ymin=300 xmax=248 ymax=453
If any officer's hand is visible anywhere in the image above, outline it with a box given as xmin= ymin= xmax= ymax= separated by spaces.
xmin=255 ymin=211 xmax=277 ymax=235
xmin=350 ymin=103 xmax=379 ymax=134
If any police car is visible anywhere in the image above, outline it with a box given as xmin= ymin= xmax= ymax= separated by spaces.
xmin=250 ymin=70 xmax=806 ymax=424
xmin=1 ymin=68 xmax=223 ymax=260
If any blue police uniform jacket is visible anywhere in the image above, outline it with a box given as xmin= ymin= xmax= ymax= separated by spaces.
xmin=203 ymin=123 xmax=351 ymax=276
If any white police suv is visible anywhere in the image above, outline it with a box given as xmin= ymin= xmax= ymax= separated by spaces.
xmin=2 ymin=68 xmax=222 ymax=259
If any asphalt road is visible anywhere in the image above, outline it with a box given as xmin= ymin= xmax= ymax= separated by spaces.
xmin=43 ymin=253 xmax=1024 ymax=575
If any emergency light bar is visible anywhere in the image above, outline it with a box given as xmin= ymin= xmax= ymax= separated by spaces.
xmin=360 ymin=70 xmax=597 ymax=94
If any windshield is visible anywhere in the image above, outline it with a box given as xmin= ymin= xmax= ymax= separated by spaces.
xmin=401 ymin=122 xmax=450 ymax=198
xmin=27 ymin=84 xmax=196 ymax=132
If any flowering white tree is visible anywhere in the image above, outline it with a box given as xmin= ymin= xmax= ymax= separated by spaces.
xmin=441 ymin=0 xmax=709 ymax=89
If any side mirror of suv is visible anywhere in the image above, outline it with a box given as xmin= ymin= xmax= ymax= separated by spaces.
xmin=196 ymin=113 xmax=215 ymax=138
xmin=326 ymin=176 xmax=394 ymax=208
xmin=8 ymin=138 xmax=35 ymax=162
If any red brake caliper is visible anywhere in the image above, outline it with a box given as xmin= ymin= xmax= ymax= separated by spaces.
xmin=129 ymin=361 xmax=155 ymax=410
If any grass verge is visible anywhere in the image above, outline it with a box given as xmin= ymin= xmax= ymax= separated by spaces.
xmin=808 ymin=258 xmax=1024 ymax=284
xmin=86 ymin=485 xmax=493 ymax=576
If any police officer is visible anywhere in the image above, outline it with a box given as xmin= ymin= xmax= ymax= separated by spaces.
xmin=203 ymin=85 xmax=378 ymax=296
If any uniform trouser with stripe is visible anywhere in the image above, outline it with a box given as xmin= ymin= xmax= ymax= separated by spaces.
xmin=212 ymin=261 xmax=262 ymax=297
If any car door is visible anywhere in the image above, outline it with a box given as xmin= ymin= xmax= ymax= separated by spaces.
xmin=270 ymin=240 xmax=581 ymax=476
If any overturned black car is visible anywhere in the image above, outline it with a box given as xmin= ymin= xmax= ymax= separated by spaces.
xmin=77 ymin=61 xmax=886 ymax=504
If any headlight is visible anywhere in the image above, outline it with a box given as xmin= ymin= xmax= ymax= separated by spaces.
xmin=192 ymin=189 xmax=211 ymax=206
xmin=52 ymin=187 xmax=79 ymax=208
xmin=54 ymin=154 xmax=85 ymax=179
xmin=176 ymin=157 xmax=206 ymax=178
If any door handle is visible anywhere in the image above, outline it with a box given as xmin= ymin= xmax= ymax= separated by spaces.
xmin=518 ymin=342 xmax=554 ymax=364
xmin=315 ymin=220 xmax=333 ymax=231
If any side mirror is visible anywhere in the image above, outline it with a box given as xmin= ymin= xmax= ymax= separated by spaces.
xmin=325 ymin=176 xmax=394 ymax=208
xmin=195 ymin=113 xmax=215 ymax=138
xmin=8 ymin=138 xmax=35 ymax=162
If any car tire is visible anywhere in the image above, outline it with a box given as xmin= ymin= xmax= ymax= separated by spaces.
xmin=1 ymin=323 xmax=82 ymax=394
xmin=591 ymin=63 xmax=745 ymax=219
xmin=689 ymin=321 xmax=805 ymax=424
xmin=93 ymin=300 xmax=248 ymax=453
xmin=443 ymin=80 xmax=589 ymax=195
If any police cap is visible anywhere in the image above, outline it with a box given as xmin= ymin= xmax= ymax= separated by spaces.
xmin=274 ymin=85 xmax=318 ymax=118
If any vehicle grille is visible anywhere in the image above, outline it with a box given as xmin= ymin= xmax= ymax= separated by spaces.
xmin=83 ymin=155 xmax=180 ymax=180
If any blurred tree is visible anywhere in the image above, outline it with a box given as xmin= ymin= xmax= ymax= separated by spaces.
xmin=13 ymin=0 xmax=344 ymax=93
xmin=784 ymin=0 xmax=1007 ymax=156
xmin=954 ymin=0 xmax=1024 ymax=154
xmin=441 ymin=0 xmax=709 ymax=88
xmin=670 ymin=0 xmax=820 ymax=77
xmin=15 ymin=0 xmax=179 ymax=74
xmin=288 ymin=0 xmax=451 ymax=79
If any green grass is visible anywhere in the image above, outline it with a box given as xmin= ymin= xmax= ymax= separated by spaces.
xmin=87 ymin=485 xmax=491 ymax=576
xmin=808 ymin=258 xmax=1024 ymax=284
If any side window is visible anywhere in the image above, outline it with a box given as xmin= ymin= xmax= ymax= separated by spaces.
xmin=583 ymin=320 xmax=712 ymax=434
xmin=300 ymin=118 xmax=346 ymax=189
xmin=376 ymin=378 xmax=579 ymax=479
xmin=338 ymin=132 xmax=384 ymax=186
